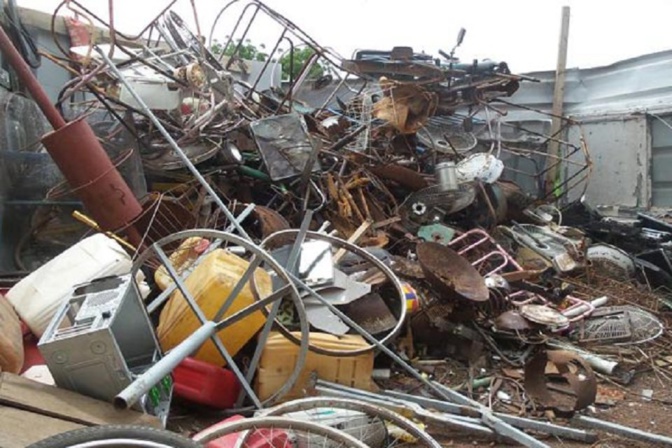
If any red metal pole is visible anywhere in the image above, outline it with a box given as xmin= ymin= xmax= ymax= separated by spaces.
xmin=0 ymin=26 xmax=66 ymax=129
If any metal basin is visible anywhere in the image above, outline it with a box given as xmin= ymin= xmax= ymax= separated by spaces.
xmin=417 ymin=242 xmax=489 ymax=302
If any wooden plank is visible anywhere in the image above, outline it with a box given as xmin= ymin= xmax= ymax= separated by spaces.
xmin=0 ymin=373 xmax=161 ymax=427
xmin=545 ymin=5 xmax=571 ymax=196
xmin=0 ymin=405 xmax=84 ymax=448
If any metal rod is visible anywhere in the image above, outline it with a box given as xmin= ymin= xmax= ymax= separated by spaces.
xmin=146 ymin=205 xmax=256 ymax=314
xmin=431 ymin=382 xmax=551 ymax=448
xmin=153 ymin=245 xmax=262 ymax=408
xmin=233 ymin=211 xmax=313 ymax=407
xmin=573 ymin=415 xmax=672 ymax=446
xmin=314 ymin=384 xmax=496 ymax=439
xmin=212 ymin=257 xmax=263 ymax=321
xmin=384 ymin=390 xmax=597 ymax=443
xmin=213 ymin=284 xmax=292 ymax=331
xmin=131 ymin=229 xmax=310 ymax=411
xmin=96 ymin=48 xmax=249 ymax=239
xmin=114 ymin=321 xmax=216 ymax=409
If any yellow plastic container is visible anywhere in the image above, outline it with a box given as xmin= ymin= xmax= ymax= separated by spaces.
xmin=255 ymin=332 xmax=375 ymax=401
xmin=154 ymin=237 xmax=209 ymax=291
xmin=157 ymin=249 xmax=272 ymax=365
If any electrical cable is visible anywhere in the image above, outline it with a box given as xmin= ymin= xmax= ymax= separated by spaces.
xmin=4 ymin=0 xmax=40 ymax=69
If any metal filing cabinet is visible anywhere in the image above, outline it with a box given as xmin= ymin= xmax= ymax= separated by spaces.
xmin=38 ymin=274 xmax=171 ymax=425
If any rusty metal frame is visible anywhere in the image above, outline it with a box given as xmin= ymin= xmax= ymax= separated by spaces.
xmin=208 ymin=0 xmax=363 ymax=114
xmin=448 ymin=229 xmax=594 ymax=321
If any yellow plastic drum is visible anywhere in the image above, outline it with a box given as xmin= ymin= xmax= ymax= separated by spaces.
xmin=157 ymin=249 xmax=272 ymax=365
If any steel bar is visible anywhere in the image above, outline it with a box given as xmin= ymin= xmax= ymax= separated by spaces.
xmin=211 ymin=257 xmax=263 ymax=321
xmin=115 ymin=321 xmax=216 ymax=409
xmin=129 ymin=229 xmax=310 ymax=410
xmin=214 ymin=284 xmax=292 ymax=331
xmin=314 ymin=384 xmax=496 ymax=439
xmin=573 ymin=415 xmax=672 ymax=446
xmin=146 ymin=204 xmax=256 ymax=314
xmin=430 ymin=381 xmax=551 ymax=448
xmin=262 ymin=396 xmax=443 ymax=448
xmin=154 ymin=245 xmax=263 ymax=408
xmin=233 ymin=211 xmax=313 ymax=408
xmin=384 ymin=390 xmax=598 ymax=443
xmin=97 ymin=48 xmax=250 ymax=239
xmin=315 ymin=383 xmax=483 ymax=427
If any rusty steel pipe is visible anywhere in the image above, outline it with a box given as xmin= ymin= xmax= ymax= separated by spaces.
xmin=41 ymin=119 xmax=143 ymax=232
xmin=0 ymin=25 xmax=143 ymax=245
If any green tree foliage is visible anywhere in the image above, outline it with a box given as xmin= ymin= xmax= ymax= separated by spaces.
xmin=210 ymin=39 xmax=329 ymax=80
xmin=279 ymin=47 xmax=325 ymax=80
xmin=210 ymin=38 xmax=269 ymax=62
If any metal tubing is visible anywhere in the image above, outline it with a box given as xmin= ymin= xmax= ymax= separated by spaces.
xmin=211 ymin=257 xmax=262 ymax=321
xmin=316 ymin=382 xmax=479 ymax=422
xmin=97 ymin=48 xmax=249 ymax=239
xmin=233 ymin=211 xmax=314 ymax=407
xmin=114 ymin=321 xmax=216 ymax=409
xmin=431 ymin=381 xmax=550 ymax=448
xmin=573 ymin=415 xmax=672 ymax=446
xmin=146 ymin=205 xmax=256 ymax=314
xmin=0 ymin=25 xmax=65 ymax=129
xmin=130 ymin=229 xmax=310 ymax=410
xmin=314 ymin=385 xmax=496 ymax=439
xmin=213 ymin=285 xmax=291 ymax=331
xmin=154 ymin=245 xmax=262 ymax=408
xmin=383 ymin=390 xmax=597 ymax=443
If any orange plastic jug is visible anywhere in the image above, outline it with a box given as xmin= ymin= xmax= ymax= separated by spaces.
xmin=157 ymin=249 xmax=272 ymax=365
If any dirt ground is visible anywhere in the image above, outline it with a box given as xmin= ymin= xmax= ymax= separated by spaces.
xmin=167 ymin=368 xmax=672 ymax=447
xmin=429 ymin=370 xmax=672 ymax=447
xmin=166 ymin=275 xmax=672 ymax=447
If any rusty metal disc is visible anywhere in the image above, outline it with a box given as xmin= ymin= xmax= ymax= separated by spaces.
xmin=520 ymin=304 xmax=569 ymax=328
xmin=416 ymin=242 xmax=489 ymax=302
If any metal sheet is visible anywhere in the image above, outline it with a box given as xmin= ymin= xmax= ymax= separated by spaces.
xmin=249 ymin=113 xmax=320 ymax=181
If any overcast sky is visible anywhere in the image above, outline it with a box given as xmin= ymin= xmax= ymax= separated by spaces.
xmin=16 ymin=0 xmax=672 ymax=73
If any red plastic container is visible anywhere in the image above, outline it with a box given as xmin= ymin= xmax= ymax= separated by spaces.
xmin=172 ymin=357 xmax=241 ymax=409
xmin=195 ymin=415 xmax=290 ymax=448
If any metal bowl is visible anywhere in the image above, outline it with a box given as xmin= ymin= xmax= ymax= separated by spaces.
xmin=417 ymin=242 xmax=489 ymax=302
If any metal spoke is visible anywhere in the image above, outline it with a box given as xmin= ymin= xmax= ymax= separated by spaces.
xmin=154 ymin=244 xmax=263 ymax=409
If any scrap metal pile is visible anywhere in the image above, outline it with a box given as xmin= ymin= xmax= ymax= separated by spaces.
xmin=2 ymin=1 xmax=672 ymax=447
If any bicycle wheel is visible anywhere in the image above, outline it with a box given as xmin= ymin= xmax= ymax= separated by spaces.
xmin=262 ymin=397 xmax=442 ymax=448
xmin=192 ymin=416 xmax=368 ymax=448
xmin=26 ymin=425 xmax=202 ymax=448
xmin=260 ymin=230 xmax=407 ymax=357
xmin=129 ymin=229 xmax=309 ymax=411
